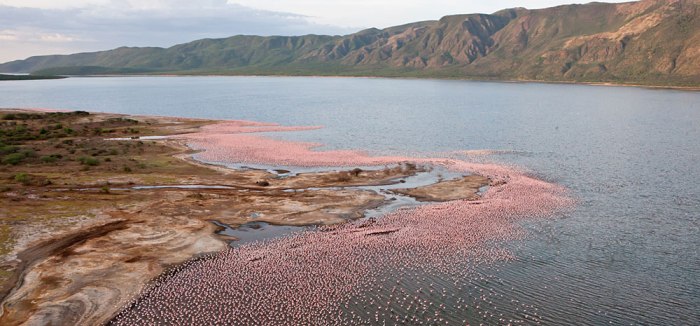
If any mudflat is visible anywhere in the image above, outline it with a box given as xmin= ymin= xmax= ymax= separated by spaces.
xmin=0 ymin=109 xmax=489 ymax=325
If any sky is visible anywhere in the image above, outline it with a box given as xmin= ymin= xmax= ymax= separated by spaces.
xmin=0 ymin=0 xmax=630 ymax=63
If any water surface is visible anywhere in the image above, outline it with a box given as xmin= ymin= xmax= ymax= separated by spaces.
xmin=1 ymin=76 xmax=698 ymax=324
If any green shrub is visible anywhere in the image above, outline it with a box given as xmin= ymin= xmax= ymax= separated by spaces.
xmin=41 ymin=155 xmax=59 ymax=163
xmin=78 ymin=156 xmax=99 ymax=166
xmin=0 ymin=145 xmax=18 ymax=155
xmin=2 ymin=153 xmax=25 ymax=165
xmin=14 ymin=173 xmax=29 ymax=185
xmin=19 ymin=149 xmax=36 ymax=158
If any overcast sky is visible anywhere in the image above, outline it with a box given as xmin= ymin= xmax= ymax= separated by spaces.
xmin=0 ymin=0 xmax=629 ymax=63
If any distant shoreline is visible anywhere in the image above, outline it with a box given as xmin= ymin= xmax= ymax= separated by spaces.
xmin=0 ymin=74 xmax=66 ymax=81
xmin=26 ymin=72 xmax=700 ymax=92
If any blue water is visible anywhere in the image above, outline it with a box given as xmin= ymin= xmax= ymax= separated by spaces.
xmin=1 ymin=76 xmax=698 ymax=324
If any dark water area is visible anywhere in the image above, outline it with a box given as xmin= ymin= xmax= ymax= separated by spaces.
xmin=1 ymin=76 xmax=698 ymax=324
xmin=213 ymin=221 xmax=309 ymax=248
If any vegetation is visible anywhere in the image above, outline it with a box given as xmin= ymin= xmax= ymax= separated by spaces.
xmin=30 ymin=66 xmax=151 ymax=76
xmin=2 ymin=153 xmax=26 ymax=165
xmin=13 ymin=173 xmax=29 ymax=185
xmin=0 ymin=109 xmax=221 ymax=292
xmin=0 ymin=110 xmax=190 ymax=175
xmin=78 ymin=156 xmax=100 ymax=166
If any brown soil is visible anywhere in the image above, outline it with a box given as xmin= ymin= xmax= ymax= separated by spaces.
xmin=392 ymin=175 xmax=490 ymax=202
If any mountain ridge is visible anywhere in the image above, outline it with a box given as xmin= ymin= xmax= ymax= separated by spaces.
xmin=2 ymin=0 xmax=699 ymax=86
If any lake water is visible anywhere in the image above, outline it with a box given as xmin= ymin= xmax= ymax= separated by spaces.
xmin=1 ymin=76 xmax=699 ymax=324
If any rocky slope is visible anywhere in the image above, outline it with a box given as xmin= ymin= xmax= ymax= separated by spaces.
xmin=1 ymin=0 xmax=698 ymax=86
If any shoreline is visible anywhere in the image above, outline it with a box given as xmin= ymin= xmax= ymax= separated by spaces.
xmin=1 ymin=109 xmax=511 ymax=324
xmin=110 ymin=118 xmax=573 ymax=324
xmin=19 ymin=73 xmax=700 ymax=92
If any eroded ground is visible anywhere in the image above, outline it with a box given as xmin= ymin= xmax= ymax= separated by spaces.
xmin=392 ymin=175 xmax=490 ymax=202
xmin=0 ymin=109 xmax=487 ymax=325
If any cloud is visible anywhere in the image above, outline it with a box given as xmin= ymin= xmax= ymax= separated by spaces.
xmin=0 ymin=0 xmax=355 ymax=62
xmin=39 ymin=33 xmax=78 ymax=42
xmin=229 ymin=0 xmax=631 ymax=29
xmin=0 ymin=30 xmax=18 ymax=41
xmin=0 ymin=29 xmax=81 ymax=43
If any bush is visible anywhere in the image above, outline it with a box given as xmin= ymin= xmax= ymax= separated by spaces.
xmin=0 ymin=145 xmax=18 ymax=155
xmin=78 ymin=156 xmax=99 ymax=166
xmin=14 ymin=173 xmax=29 ymax=185
xmin=41 ymin=155 xmax=60 ymax=163
xmin=19 ymin=149 xmax=36 ymax=158
xmin=2 ymin=153 xmax=25 ymax=165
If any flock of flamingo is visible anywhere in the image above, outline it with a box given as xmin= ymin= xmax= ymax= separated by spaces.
xmin=109 ymin=121 xmax=572 ymax=325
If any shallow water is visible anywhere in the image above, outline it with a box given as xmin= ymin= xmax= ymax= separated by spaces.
xmin=1 ymin=76 xmax=698 ymax=324
xmin=213 ymin=221 xmax=310 ymax=248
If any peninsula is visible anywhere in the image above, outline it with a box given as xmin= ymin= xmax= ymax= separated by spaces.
xmin=0 ymin=109 xmax=506 ymax=324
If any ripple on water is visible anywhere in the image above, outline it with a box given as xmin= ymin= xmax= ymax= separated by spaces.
xmin=109 ymin=124 xmax=574 ymax=325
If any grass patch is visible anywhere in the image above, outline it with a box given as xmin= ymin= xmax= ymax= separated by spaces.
xmin=2 ymin=153 xmax=26 ymax=165
xmin=79 ymin=156 xmax=100 ymax=166
xmin=13 ymin=173 xmax=29 ymax=185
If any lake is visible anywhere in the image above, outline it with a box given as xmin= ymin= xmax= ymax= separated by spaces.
xmin=1 ymin=76 xmax=698 ymax=324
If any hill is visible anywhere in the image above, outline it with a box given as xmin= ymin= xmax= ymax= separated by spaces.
xmin=1 ymin=0 xmax=698 ymax=86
